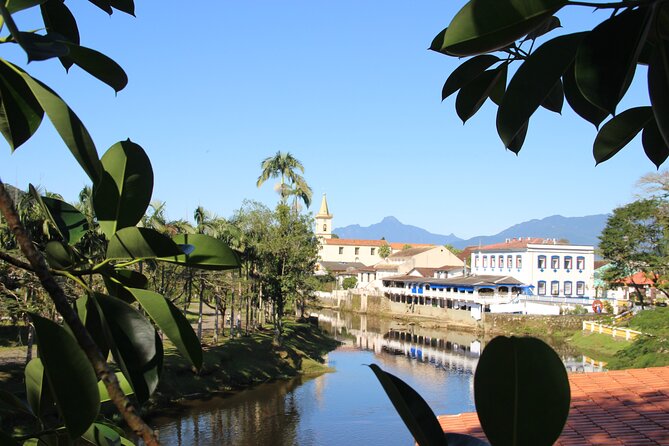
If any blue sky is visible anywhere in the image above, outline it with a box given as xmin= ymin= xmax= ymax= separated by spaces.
xmin=0 ymin=1 xmax=659 ymax=239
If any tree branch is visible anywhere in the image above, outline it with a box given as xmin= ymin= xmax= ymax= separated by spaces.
xmin=0 ymin=180 xmax=159 ymax=446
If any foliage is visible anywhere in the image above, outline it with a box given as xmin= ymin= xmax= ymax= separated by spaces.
xmin=564 ymin=304 xmax=588 ymax=315
xmin=257 ymin=151 xmax=313 ymax=209
xmin=401 ymin=244 xmax=413 ymax=251
xmin=444 ymin=243 xmax=463 ymax=256
xmin=432 ymin=0 xmax=669 ymax=166
xmin=371 ymin=336 xmax=570 ymax=445
xmin=342 ymin=277 xmax=357 ymax=290
xmin=626 ymin=306 xmax=669 ymax=335
xmin=378 ymin=243 xmax=391 ymax=259
xmin=607 ymin=335 xmax=669 ymax=369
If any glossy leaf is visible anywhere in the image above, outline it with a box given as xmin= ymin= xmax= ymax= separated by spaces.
xmin=506 ymin=119 xmax=529 ymax=154
xmin=540 ymin=79 xmax=563 ymax=113
xmin=30 ymin=314 xmax=99 ymax=438
xmin=456 ymin=67 xmax=505 ymax=123
xmin=63 ymin=43 xmax=128 ymax=92
xmin=594 ymin=107 xmax=653 ymax=165
xmin=106 ymin=227 xmax=182 ymax=260
xmin=526 ymin=15 xmax=561 ymax=40
xmin=497 ymin=33 xmax=584 ymax=149
xmin=75 ymin=294 xmax=110 ymax=359
xmin=575 ymin=7 xmax=653 ymax=115
xmin=436 ymin=0 xmax=567 ymax=56
xmin=40 ymin=0 xmax=79 ymax=70
xmin=474 ymin=336 xmax=570 ymax=446
xmin=44 ymin=240 xmax=76 ymax=269
xmin=642 ymin=118 xmax=669 ymax=168
xmin=441 ymin=55 xmax=500 ymax=100
xmin=82 ymin=423 xmax=121 ymax=446
xmin=94 ymin=140 xmax=153 ymax=238
xmin=488 ymin=63 xmax=507 ymax=106
xmin=14 ymin=32 xmax=69 ymax=62
xmin=648 ymin=39 xmax=669 ymax=151
xmin=130 ymin=287 xmax=203 ymax=369
xmin=24 ymin=358 xmax=48 ymax=416
xmin=93 ymin=293 xmax=163 ymax=403
xmin=102 ymin=267 xmax=148 ymax=302
xmin=159 ymin=233 xmax=240 ymax=271
xmin=369 ymin=364 xmax=445 ymax=446
xmin=29 ymin=184 xmax=88 ymax=244
xmin=2 ymin=60 xmax=102 ymax=182
xmin=0 ymin=389 xmax=32 ymax=416
xmin=0 ymin=58 xmax=43 ymax=150
xmin=563 ymin=61 xmax=607 ymax=128
xmin=97 ymin=371 xmax=134 ymax=403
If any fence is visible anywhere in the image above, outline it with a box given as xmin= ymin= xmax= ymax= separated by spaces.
xmin=582 ymin=320 xmax=644 ymax=341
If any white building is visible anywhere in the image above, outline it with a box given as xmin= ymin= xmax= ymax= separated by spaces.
xmin=470 ymin=237 xmax=595 ymax=300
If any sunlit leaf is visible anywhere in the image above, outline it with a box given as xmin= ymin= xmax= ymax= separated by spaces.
xmin=575 ymin=7 xmax=653 ymax=115
xmin=594 ymin=106 xmax=653 ymax=165
xmin=130 ymin=288 xmax=203 ymax=369
xmin=93 ymin=293 xmax=163 ymax=403
xmin=30 ymin=314 xmax=99 ymax=438
xmin=563 ymin=61 xmax=607 ymax=128
xmin=642 ymin=118 xmax=669 ymax=168
xmin=29 ymin=184 xmax=88 ymax=244
xmin=159 ymin=233 xmax=240 ymax=271
xmin=0 ymin=59 xmax=43 ymax=150
xmin=456 ymin=67 xmax=505 ymax=123
xmin=94 ymin=140 xmax=153 ymax=238
xmin=497 ymin=33 xmax=584 ymax=149
xmin=474 ymin=336 xmax=570 ymax=446
xmin=1 ymin=60 xmax=101 ymax=183
xmin=369 ymin=364 xmax=445 ymax=446
xmin=101 ymin=267 xmax=148 ymax=302
xmin=24 ymin=358 xmax=48 ymax=417
xmin=44 ymin=240 xmax=76 ymax=269
xmin=540 ymin=79 xmax=563 ymax=113
xmin=82 ymin=423 xmax=122 ymax=446
xmin=437 ymin=0 xmax=567 ymax=56
xmin=441 ymin=55 xmax=500 ymax=100
xmin=648 ymin=38 xmax=669 ymax=151
xmin=97 ymin=371 xmax=134 ymax=403
xmin=106 ymin=227 xmax=182 ymax=260
xmin=62 ymin=43 xmax=128 ymax=92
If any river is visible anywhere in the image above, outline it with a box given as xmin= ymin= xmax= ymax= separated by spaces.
xmin=149 ymin=310 xmax=603 ymax=445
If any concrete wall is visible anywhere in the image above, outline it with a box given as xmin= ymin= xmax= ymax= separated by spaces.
xmin=483 ymin=313 xmax=599 ymax=335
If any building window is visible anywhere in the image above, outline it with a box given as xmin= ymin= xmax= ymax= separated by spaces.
xmin=490 ymin=255 xmax=495 ymax=268
xmin=323 ymin=224 xmax=327 ymax=232
xmin=551 ymin=256 xmax=559 ymax=269
xmin=371 ymin=247 xmax=376 ymax=255
xmin=576 ymin=281 xmax=585 ymax=296
xmin=538 ymin=255 xmax=546 ymax=269
xmin=564 ymin=281 xmax=572 ymax=295
xmin=338 ymin=247 xmax=344 ymax=255
xmin=576 ymin=256 xmax=585 ymax=270
xmin=516 ymin=255 xmax=522 ymax=269
xmin=475 ymin=256 xmax=479 ymax=268
xmin=499 ymin=256 xmax=504 ymax=268
xmin=538 ymin=281 xmax=546 ymax=295
xmin=551 ymin=281 xmax=559 ymax=296
xmin=483 ymin=256 xmax=488 ymax=268
xmin=564 ymin=256 xmax=572 ymax=270
xmin=507 ymin=255 xmax=512 ymax=268
xmin=355 ymin=247 xmax=360 ymax=255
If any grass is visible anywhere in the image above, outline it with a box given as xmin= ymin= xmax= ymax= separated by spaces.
xmin=566 ymin=331 xmax=630 ymax=363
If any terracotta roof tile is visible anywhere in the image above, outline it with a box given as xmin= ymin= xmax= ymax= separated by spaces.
xmin=437 ymin=366 xmax=669 ymax=445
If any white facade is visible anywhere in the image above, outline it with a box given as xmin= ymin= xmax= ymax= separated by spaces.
xmin=470 ymin=242 xmax=595 ymax=299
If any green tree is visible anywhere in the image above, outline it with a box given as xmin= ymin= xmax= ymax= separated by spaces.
xmin=257 ymin=151 xmax=313 ymax=208
xmin=599 ymin=198 xmax=669 ymax=306
xmin=431 ymin=0 xmax=669 ymax=167
xmin=342 ymin=277 xmax=357 ymax=290
xmin=444 ymin=243 xmax=463 ymax=256
xmin=378 ymin=243 xmax=392 ymax=259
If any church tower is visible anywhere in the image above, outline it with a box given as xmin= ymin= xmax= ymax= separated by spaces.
xmin=315 ymin=193 xmax=333 ymax=239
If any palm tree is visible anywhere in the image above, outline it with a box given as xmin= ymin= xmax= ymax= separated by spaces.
xmin=256 ymin=151 xmax=312 ymax=208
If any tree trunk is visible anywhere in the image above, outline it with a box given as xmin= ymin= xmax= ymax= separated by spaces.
xmin=197 ymin=279 xmax=204 ymax=341
xmin=230 ymin=287 xmax=235 ymax=338
xmin=214 ymin=293 xmax=220 ymax=343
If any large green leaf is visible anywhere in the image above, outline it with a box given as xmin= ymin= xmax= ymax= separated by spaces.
xmin=1 ymin=60 xmax=102 ymax=182
xmin=106 ymin=227 xmax=182 ymax=260
xmin=593 ymin=106 xmax=653 ymax=165
xmin=497 ymin=33 xmax=584 ymax=149
xmin=507 ymin=119 xmax=529 ymax=154
xmin=474 ymin=336 xmax=570 ymax=446
xmin=40 ymin=0 xmax=80 ymax=70
xmin=642 ymin=118 xmax=669 ymax=168
xmin=488 ymin=63 xmax=507 ymax=106
xmin=63 ymin=43 xmax=127 ymax=92
xmin=44 ymin=240 xmax=76 ymax=269
xmin=526 ymin=15 xmax=561 ymax=40
xmin=441 ymin=55 xmax=500 ymax=100
xmin=575 ymin=7 xmax=653 ymax=115
xmin=369 ymin=364 xmax=446 ymax=446
xmin=97 ymin=371 xmax=134 ymax=403
xmin=82 ymin=423 xmax=121 ymax=446
xmin=130 ymin=287 xmax=203 ymax=369
xmin=24 ymin=358 xmax=48 ymax=417
xmin=563 ymin=61 xmax=607 ymax=128
xmin=30 ymin=314 xmax=99 ymax=438
xmin=540 ymin=79 xmax=563 ymax=113
xmin=456 ymin=66 xmax=505 ymax=123
xmin=0 ymin=58 xmax=43 ymax=151
xmin=648 ymin=38 xmax=669 ymax=152
xmin=14 ymin=32 xmax=70 ymax=62
xmin=94 ymin=140 xmax=153 ymax=238
xmin=75 ymin=294 xmax=111 ymax=359
xmin=159 ymin=233 xmax=240 ymax=271
xmin=93 ymin=293 xmax=163 ymax=403
xmin=101 ymin=267 xmax=148 ymax=302
xmin=29 ymin=184 xmax=88 ymax=244
xmin=436 ymin=0 xmax=567 ymax=56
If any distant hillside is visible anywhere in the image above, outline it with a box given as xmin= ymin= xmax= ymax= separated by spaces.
xmin=333 ymin=214 xmax=610 ymax=248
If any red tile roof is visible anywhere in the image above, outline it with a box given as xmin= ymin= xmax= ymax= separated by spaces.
xmin=438 ymin=366 xmax=669 ymax=445
xmin=324 ymin=239 xmax=434 ymax=250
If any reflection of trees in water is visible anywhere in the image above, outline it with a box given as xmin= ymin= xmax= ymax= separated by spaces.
xmin=156 ymin=378 xmax=305 ymax=446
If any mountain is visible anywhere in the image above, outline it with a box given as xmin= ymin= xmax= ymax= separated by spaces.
xmin=333 ymin=214 xmax=610 ymax=248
